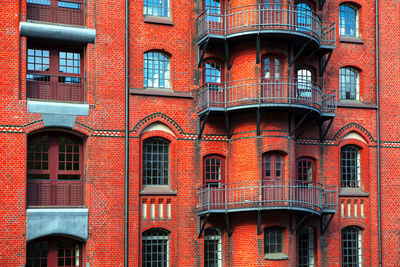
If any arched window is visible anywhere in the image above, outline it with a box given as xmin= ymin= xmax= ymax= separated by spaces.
xmin=26 ymin=237 xmax=82 ymax=267
xmin=298 ymin=227 xmax=315 ymax=267
xmin=144 ymin=0 xmax=170 ymax=17
xmin=142 ymin=228 xmax=170 ymax=267
xmin=262 ymin=56 xmax=281 ymax=79
xmin=341 ymin=145 xmax=361 ymax=188
xmin=342 ymin=227 xmax=362 ymax=267
xmin=144 ymin=51 xmax=170 ymax=89
xmin=27 ymin=132 xmax=84 ymax=207
xmin=340 ymin=67 xmax=360 ymax=100
xmin=203 ymin=155 xmax=225 ymax=186
xmin=204 ymin=228 xmax=222 ymax=267
xmin=297 ymin=68 xmax=314 ymax=100
xmin=204 ymin=0 xmax=222 ymax=22
xmin=143 ymin=137 xmax=170 ymax=186
xmin=204 ymin=61 xmax=222 ymax=85
xmin=296 ymin=3 xmax=312 ymax=31
xmin=297 ymin=157 xmax=316 ymax=182
xmin=263 ymin=152 xmax=284 ymax=180
xmin=264 ymin=227 xmax=284 ymax=254
xmin=339 ymin=4 xmax=359 ymax=37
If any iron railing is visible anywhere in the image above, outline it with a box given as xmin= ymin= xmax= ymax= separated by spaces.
xmin=197 ymin=78 xmax=337 ymax=114
xmin=27 ymin=74 xmax=85 ymax=102
xmin=197 ymin=4 xmax=336 ymax=47
xmin=27 ymin=179 xmax=84 ymax=207
xmin=27 ymin=0 xmax=85 ymax=26
xmin=198 ymin=180 xmax=337 ymax=214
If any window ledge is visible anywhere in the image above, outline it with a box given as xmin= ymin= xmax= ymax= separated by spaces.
xmin=339 ymin=36 xmax=364 ymax=44
xmin=143 ymin=16 xmax=173 ymax=26
xmin=130 ymin=88 xmax=193 ymax=99
xmin=264 ymin=253 xmax=289 ymax=261
xmin=338 ymin=101 xmax=377 ymax=109
xmin=140 ymin=186 xmax=177 ymax=196
xmin=339 ymin=188 xmax=369 ymax=197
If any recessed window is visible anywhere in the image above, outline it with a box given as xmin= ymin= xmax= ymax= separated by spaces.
xmin=341 ymin=145 xmax=361 ymax=188
xmin=262 ymin=56 xmax=281 ymax=79
xmin=144 ymin=0 xmax=170 ymax=17
xmin=264 ymin=227 xmax=284 ymax=254
xmin=297 ymin=69 xmax=314 ymax=99
xmin=263 ymin=153 xmax=284 ymax=180
xmin=342 ymin=227 xmax=362 ymax=267
xmin=204 ymin=228 xmax=222 ymax=267
xmin=297 ymin=158 xmax=315 ymax=182
xmin=340 ymin=67 xmax=360 ymax=101
xmin=144 ymin=51 xmax=171 ymax=89
xmin=339 ymin=4 xmax=359 ymax=37
xmin=142 ymin=228 xmax=170 ymax=267
xmin=298 ymin=227 xmax=315 ymax=267
xmin=143 ymin=137 xmax=170 ymax=186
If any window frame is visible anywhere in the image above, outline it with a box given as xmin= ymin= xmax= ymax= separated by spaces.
xmin=142 ymin=137 xmax=170 ymax=186
xmin=296 ymin=157 xmax=316 ymax=182
xmin=262 ymin=152 xmax=285 ymax=180
xmin=339 ymin=67 xmax=360 ymax=101
xmin=142 ymin=228 xmax=170 ymax=267
xmin=203 ymin=59 xmax=224 ymax=87
xmin=204 ymin=228 xmax=222 ymax=267
xmin=203 ymin=154 xmax=225 ymax=186
xmin=27 ymin=132 xmax=83 ymax=181
xmin=143 ymin=51 xmax=171 ymax=89
xmin=341 ymin=226 xmax=362 ymax=267
xmin=340 ymin=144 xmax=361 ymax=188
xmin=339 ymin=4 xmax=360 ymax=37
xmin=261 ymin=55 xmax=282 ymax=79
xmin=264 ymin=227 xmax=284 ymax=254
xmin=297 ymin=226 xmax=315 ymax=267
xmin=143 ymin=0 xmax=170 ymax=17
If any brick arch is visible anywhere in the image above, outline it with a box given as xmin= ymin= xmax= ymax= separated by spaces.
xmin=333 ymin=123 xmax=374 ymax=143
xmin=25 ymin=120 xmax=91 ymax=137
xmin=132 ymin=113 xmax=184 ymax=136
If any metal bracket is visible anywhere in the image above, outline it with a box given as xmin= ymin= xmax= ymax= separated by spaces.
xmin=197 ymin=38 xmax=209 ymax=68
xmin=320 ymin=213 xmax=334 ymax=235
xmin=225 ymin=112 xmax=231 ymax=139
xmin=289 ymin=40 xmax=312 ymax=67
xmin=319 ymin=51 xmax=333 ymax=76
xmin=297 ymin=48 xmax=318 ymax=69
xmin=289 ymin=110 xmax=312 ymax=136
xmin=291 ymin=214 xmax=313 ymax=234
xmin=319 ymin=118 xmax=334 ymax=143
xmin=295 ymin=117 xmax=319 ymax=140
xmin=256 ymin=35 xmax=261 ymax=64
xmin=198 ymin=213 xmax=210 ymax=238
xmin=225 ymin=41 xmax=232 ymax=70
xmin=257 ymin=211 xmax=262 ymax=235
xmin=225 ymin=213 xmax=232 ymax=237
xmin=198 ymin=111 xmax=210 ymax=139
xmin=256 ymin=109 xmax=261 ymax=136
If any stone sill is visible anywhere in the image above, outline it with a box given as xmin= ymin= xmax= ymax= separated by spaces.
xmin=339 ymin=188 xmax=369 ymax=197
xmin=339 ymin=36 xmax=364 ymax=44
xmin=130 ymin=88 xmax=193 ymax=99
xmin=140 ymin=186 xmax=177 ymax=196
xmin=264 ymin=253 xmax=289 ymax=260
xmin=337 ymin=101 xmax=377 ymax=109
xmin=143 ymin=16 xmax=173 ymax=26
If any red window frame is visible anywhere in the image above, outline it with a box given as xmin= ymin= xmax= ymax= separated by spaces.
xmin=262 ymin=55 xmax=282 ymax=79
xmin=203 ymin=154 xmax=225 ymax=186
xmin=262 ymin=152 xmax=285 ymax=180
xmin=26 ymin=237 xmax=82 ymax=267
xmin=296 ymin=157 xmax=316 ymax=182
xmin=203 ymin=60 xmax=224 ymax=88
xmin=27 ymin=132 xmax=83 ymax=181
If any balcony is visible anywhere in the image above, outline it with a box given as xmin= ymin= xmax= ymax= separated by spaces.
xmin=197 ymin=78 xmax=337 ymax=117
xmin=27 ymin=0 xmax=85 ymax=26
xmin=27 ymin=179 xmax=84 ymax=207
xmin=27 ymin=74 xmax=85 ymax=103
xmin=197 ymin=4 xmax=336 ymax=50
xmin=198 ymin=180 xmax=337 ymax=216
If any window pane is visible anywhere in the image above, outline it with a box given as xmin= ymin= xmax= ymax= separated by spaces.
xmin=142 ymin=229 xmax=170 ymax=267
xmin=339 ymin=5 xmax=359 ymax=37
xmin=143 ymin=138 xmax=169 ymax=185
xmin=342 ymin=227 xmax=362 ymax=267
xmin=144 ymin=0 xmax=170 ymax=17
xmin=340 ymin=67 xmax=359 ymax=100
xmin=144 ymin=52 xmax=170 ymax=89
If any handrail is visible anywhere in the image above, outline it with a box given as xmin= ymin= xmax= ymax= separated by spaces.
xmin=197 ymin=77 xmax=337 ymax=114
xmin=197 ymin=4 xmax=336 ymax=47
xmin=197 ymin=180 xmax=337 ymax=215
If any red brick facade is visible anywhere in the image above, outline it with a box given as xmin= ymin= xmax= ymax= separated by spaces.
xmin=0 ymin=0 xmax=398 ymax=266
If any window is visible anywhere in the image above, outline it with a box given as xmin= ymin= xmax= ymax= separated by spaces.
xmin=26 ymin=237 xmax=82 ymax=267
xmin=27 ymin=133 xmax=82 ymax=180
xmin=296 ymin=3 xmax=312 ymax=31
xmin=298 ymin=227 xmax=315 ymax=267
xmin=144 ymin=0 xmax=170 ymax=17
xmin=263 ymin=0 xmax=280 ymax=9
xmin=142 ymin=229 xmax=170 ymax=267
xmin=263 ymin=153 xmax=284 ymax=180
xmin=204 ymin=228 xmax=222 ymax=267
xmin=339 ymin=4 xmax=359 ymax=37
xmin=264 ymin=227 xmax=283 ymax=254
xmin=204 ymin=0 xmax=222 ymax=22
xmin=297 ymin=158 xmax=315 ymax=182
xmin=262 ymin=56 xmax=281 ymax=79
xmin=342 ymin=227 xmax=362 ymax=267
xmin=297 ymin=69 xmax=314 ymax=99
xmin=204 ymin=62 xmax=222 ymax=87
xmin=341 ymin=145 xmax=361 ymax=188
xmin=340 ymin=67 xmax=360 ymax=100
xmin=144 ymin=51 xmax=171 ymax=89
xmin=204 ymin=155 xmax=225 ymax=185
xmin=27 ymin=47 xmax=84 ymax=102
xmin=143 ymin=137 xmax=170 ymax=186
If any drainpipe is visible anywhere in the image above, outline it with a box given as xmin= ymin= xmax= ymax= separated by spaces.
xmin=124 ymin=0 xmax=130 ymax=265
xmin=375 ymin=0 xmax=382 ymax=266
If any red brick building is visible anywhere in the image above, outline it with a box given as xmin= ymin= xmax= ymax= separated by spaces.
xmin=0 ymin=0 xmax=398 ymax=266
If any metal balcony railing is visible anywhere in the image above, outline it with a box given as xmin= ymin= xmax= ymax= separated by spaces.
xmin=27 ymin=0 xmax=85 ymax=26
xmin=27 ymin=74 xmax=85 ymax=102
xmin=197 ymin=78 xmax=337 ymax=114
xmin=198 ymin=180 xmax=337 ymax=215
xmin=197 ymin=4 xmax=336 ymax=47
xmin=27 ymin=179 xmax=84 ymax=207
